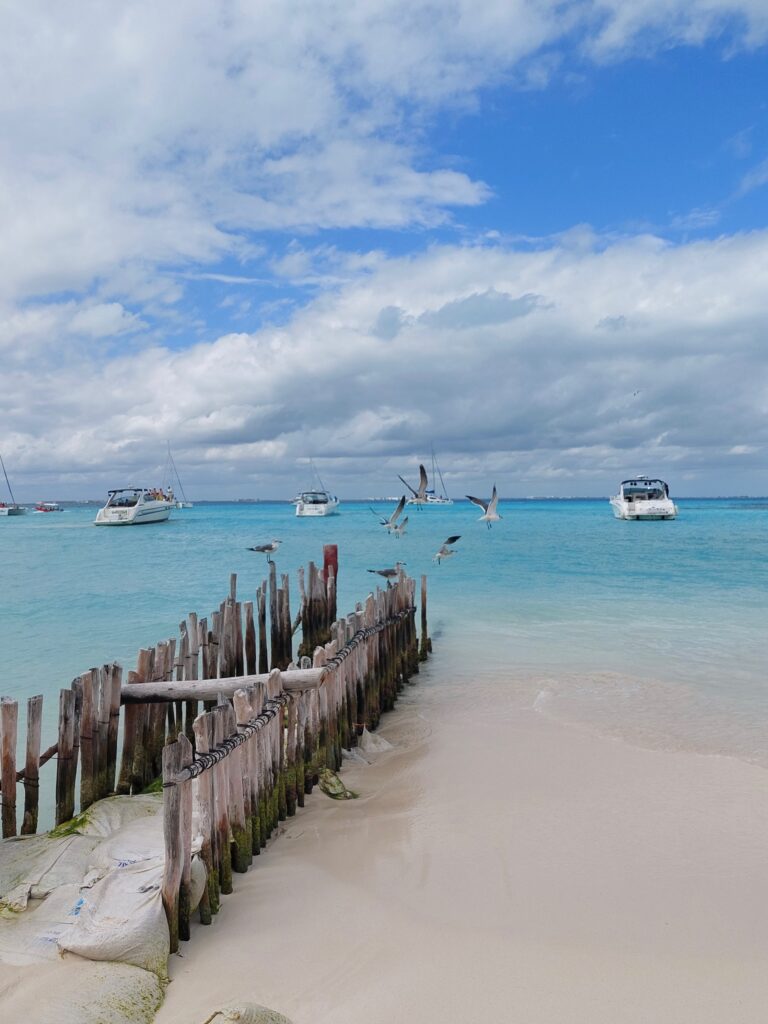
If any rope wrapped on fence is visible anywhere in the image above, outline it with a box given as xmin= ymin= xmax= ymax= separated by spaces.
xmin=165 ymin=694 xmax=289 ymax=786
xmin=322 ymin=607 xmax=415 ymax=673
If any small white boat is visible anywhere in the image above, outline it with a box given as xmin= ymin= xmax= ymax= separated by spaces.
xmin=0 ymin=454 xmax=27 ymax=515
xmin=34 ymin=501 xmax=64 ymax=513
xmin=610 ymin=477 xmax=678 ymax=520
xmin=94 ymin=488 xmax=175 ymax=526
xmin=294 ymin=490 xmax=340 ymax=517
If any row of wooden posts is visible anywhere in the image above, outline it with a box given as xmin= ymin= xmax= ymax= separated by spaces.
xmin=161 ymin=569 xmax=421 ymax=951
xmin=0 ymin=547 xmax=430 ymax=845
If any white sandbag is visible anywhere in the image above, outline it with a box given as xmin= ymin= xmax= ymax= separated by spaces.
xmin=58 ymin=860 xmax=169 ymax=977
xmin=67 ymin=794 xmax=163 ymax=837
xmin=358 ymin=727 xmax=393 ymax=754
xmin=0 ymin=957 xmax=162 ymax=1024
xmin=0 ymin=882 xmax=86 ymax=965
xmin=342 ymin=747 xmax=370 ymax=766
xmin=0 ymin=834 xmax=100 ymax=911
xmin=86 ymin=813 xmax=164 ymax=877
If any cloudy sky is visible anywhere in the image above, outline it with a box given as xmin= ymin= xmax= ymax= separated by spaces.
xmin=1 ymin=1 xmax=767 ymax=499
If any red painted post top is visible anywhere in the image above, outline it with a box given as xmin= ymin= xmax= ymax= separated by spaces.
xmin=323 ymin=544 xmax=338 ymax=583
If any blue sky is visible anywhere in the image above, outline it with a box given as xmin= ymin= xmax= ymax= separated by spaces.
xmin=1 ymin=2 xmax=767 ymax=498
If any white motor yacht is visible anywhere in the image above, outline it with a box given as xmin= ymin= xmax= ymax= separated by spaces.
xmin=94 ymin=488 xmax=175 ymax=525
xmin=610 ymin=477 xmax=677 ymax=520
xmin=294 ymin=490 xmax=340 ymax=517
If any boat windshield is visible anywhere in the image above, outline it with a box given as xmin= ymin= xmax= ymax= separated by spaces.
xmin=622 ymin=480 xmax=668 ymax=500
xmin=301 ymin=492 xmax=328 ymax=503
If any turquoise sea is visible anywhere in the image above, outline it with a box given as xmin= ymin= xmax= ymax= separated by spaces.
xmin=1 ymin=498 xmax=767 ymax=794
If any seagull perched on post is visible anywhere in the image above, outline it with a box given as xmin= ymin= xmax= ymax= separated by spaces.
xmin=398 ymin=464 xmax=429 ymax=507
xmin=370 ymin=495 xmax=407 ymax=536
xmin=433 ymin=536 xmax=461 ymax=564
xmin=247 ymin=538 xmax=282 ymax=562
xmin=367 ymin=561 xmax=406 ymax=583
xmin=466 ymin=486 xmax=501 ymax=529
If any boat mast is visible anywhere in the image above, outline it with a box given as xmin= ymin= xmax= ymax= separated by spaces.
xmin=0 ymin=453 xmax=18 ymax=505
xmin=431 ymin=444 xmax=449 ymax=499
xmin=166 ymin=443 xmax=189 ymax=503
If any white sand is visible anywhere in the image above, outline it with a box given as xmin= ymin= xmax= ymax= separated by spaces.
xmin=156 ymin=661 xmax=768 ymax=1024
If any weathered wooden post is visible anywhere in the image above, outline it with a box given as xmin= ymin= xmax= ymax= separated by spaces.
xmin=79 ymin=670 xmax=97 ymax=812
xmin=1 ymin=697 xmax=18 ymax=837
xmin=191 ymin=713 xmax=214 ymax=924
xmin=324 ymin=544 xmax=338 ymax=624
xmin=55 ymin=688 xmax=76 ymax=824
xmin=177 ymin=733 xmax=193 ymax=942
xmin=161 ymin=739 xmax=183 ymax=954
xmin=419 ymin=573 xmax=430 ymax=660
xmin=21 ymin=694 xmax=43 ymax=835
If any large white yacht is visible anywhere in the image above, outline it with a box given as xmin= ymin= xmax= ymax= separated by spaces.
xmin=94 ymin=488 xmax=175 ymax=525
xmin=610 ymin=477 xmax=678 ymax=520
xmin=294 ymin=490 xmax=340 ymax=517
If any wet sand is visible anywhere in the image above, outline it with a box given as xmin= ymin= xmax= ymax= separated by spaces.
xmin=156 ymin=659 xmax=768 ymax=1024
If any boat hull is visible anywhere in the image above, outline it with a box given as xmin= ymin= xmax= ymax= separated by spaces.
xmin=295 ymin=499 xmax=339 ymax=517
xmin=94 ymin=501 xmax=174 ymax=525
xmin=610 ymin=497 xmax=677 ymax=520
xmin=0 ymin=505 xmax=27 ymax=516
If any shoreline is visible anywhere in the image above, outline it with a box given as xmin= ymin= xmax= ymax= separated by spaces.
xmin=156 ymin=659 xmax=768 ymax=1024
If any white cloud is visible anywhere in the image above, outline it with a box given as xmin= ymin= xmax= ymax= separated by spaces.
xmin=3 ymin=229 xmax=768 ymax=496
xmin=1 ymin=0 xmax=765 ymax=315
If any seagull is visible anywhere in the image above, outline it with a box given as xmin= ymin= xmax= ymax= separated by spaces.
xmin=247 ymin=538 xmax=282 ymax=562
xmin=367 ymin=561 xmax=406 ymax=582
xmin=370 ymin=495 xmax=407 ymax=535
xmin=466 ymin=486 xmax=501 ymax=529
xmin=433 ymin=536 xmax=461 ymax=564
xmin=398 ymin=464 xmax=429 ymax=507
xmin=390 ymin=515 xmax=408 ymax=539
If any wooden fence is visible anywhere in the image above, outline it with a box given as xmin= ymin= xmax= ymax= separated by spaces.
xmin=0 ymin=548 xmax=429 ymax=851
xmin=160 ymin=569 xmax=419 ymax=950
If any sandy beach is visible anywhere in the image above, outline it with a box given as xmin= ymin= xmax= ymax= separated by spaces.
xmin=156 ymin=651 xmax=768 ymax=1024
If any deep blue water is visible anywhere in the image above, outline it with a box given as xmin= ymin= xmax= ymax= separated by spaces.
xmin=1 ymin=498 xmax=767 ymax=768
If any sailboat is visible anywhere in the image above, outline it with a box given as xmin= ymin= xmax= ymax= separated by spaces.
xmin=165 ymin=444 xmax=193 ymax=508
xmin=0 ymin=454 xmax=27 ymax=516
xmin=402 ymin=448 xmax=453 ymax=506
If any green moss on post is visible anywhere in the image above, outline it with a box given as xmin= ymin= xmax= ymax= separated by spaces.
xmin=231 ymin=825 xmax=252 ymax=873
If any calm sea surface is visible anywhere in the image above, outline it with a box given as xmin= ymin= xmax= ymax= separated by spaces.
xmin=1 ymin=498 xmax=767 ymax=774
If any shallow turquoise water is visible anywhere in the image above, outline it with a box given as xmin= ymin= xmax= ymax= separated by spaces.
xmin=1 ymin=498 xmax=767 ymax=768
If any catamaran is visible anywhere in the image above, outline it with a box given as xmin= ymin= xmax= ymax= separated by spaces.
xmin=610 ymin=477 xmax=678 ymax=520
xmin=401 ymin=449 xmax=453 ymax=506
xmin=0 ymin=454 xmax=27 ymax=516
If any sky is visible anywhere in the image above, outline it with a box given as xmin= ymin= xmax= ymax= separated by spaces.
xmin=1 ymin=1 xmax=767 ymax=500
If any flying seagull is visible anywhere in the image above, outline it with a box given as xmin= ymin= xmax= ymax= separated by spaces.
xmin=370 ymin=495 xmax=407 ymax=535
xmin=391 ymin=515 xmax=408 ymax=539
xmin=466 ymin=486 xmax=501 ymax=529
xmin=433 ymin=535 xmax=461 ymax=564
xmin=398 ymin=464 xmax=429 ymax=506
xmin=247 ymin=538 xmax=282 ymax=562
xmin=367 ymin=561 xmax=406 ymax=582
